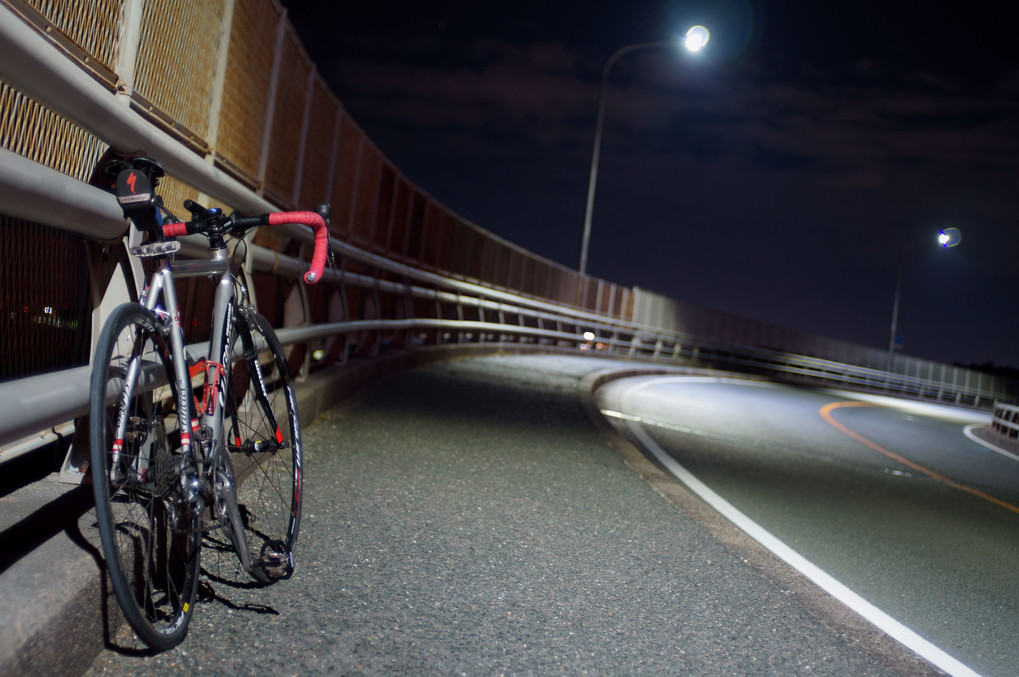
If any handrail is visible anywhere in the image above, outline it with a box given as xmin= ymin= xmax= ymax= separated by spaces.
xmin=2 ymin=0 xmax=1016 ymax=475
xmin=991 ymin=403 xmax=1019 ymax=443
xmin=0 ymin=156 xmax=1013 ymax=457
xmin=0 ymin=147 xmax=125 ymax=240
xmin=0 ymin=295 xmax=1008 ymax=457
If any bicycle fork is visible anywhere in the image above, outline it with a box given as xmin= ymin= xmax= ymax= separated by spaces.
xmin=201 ymin=267 xmax=256 ymax=575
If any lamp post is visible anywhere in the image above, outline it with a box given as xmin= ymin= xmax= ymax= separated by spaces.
xmin=886 ymin=227 xmax=961 ymax=370
xmin=578 ymin=26 xmax=710 ymax=276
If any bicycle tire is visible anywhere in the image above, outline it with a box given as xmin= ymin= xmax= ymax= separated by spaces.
xmin=89 ymin=303 xmax=201 ymax=651
xmin=225 ymin=309 xmax=303 ymax=583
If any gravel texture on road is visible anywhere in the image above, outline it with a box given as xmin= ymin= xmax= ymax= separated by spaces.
xmin=86 ymin=355 xmax=915 ymax=676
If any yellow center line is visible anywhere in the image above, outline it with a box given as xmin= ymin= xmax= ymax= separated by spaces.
xmin=820 ymin=401 xmax=1019 ymax=515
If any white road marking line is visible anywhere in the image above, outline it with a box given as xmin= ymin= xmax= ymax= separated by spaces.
xmin=598 ymin=375 xmax=981 ymax=677
xmin=963 ymin=424 xmax=1019 ymax=462
xmin=622 ymin=417 xmax=980 ymax=677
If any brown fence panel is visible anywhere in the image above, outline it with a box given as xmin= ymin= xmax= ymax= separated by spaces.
xmin=372 ymin=163 xmax=396 ymax=252
xmin=583 ymin=278 xmax=600 ymax=312
xmin=305 ymin=276 xmax=329 ymax=326
xmin=215 ymin=0 xmax=280 ymax=184
xmin=297 ymin=76 xmax=339 ymax=208
xmin=350 ymin=143 xmax=382 ymax=247
xmin=23 ymin=0 xmax=122 ymax=76
xmin=441 ymin=202 xmax=459 ymax=272
xmin=0 ymin=216 xmax=91 ymax=382
xmin=536 ymin=260 xmax=553 ymax=299
xmin=329 ymin=113 xmax=362 ymax=241
xmin=417 ymin=199 xmax=442 ymax=270
xmin=501 ymin=243 xmax=518 ymax=291
xmin=546 ymin=267 xmax=563 ymax=307
xmin=262 ymin=25 xmax=313 ymax=207
xmin=405 ymin=189 xmax=427 ymax=265
xmin=478 ymin=235 xmax=499 ymax=285
xmin=557 ymin=268 xmax=578 ymax=308
xmin=0 ymin=83 xmax=107 ymax=183
xmin=616 ymin=286 xmax=632 ymax=320
xmin=388 ymin=176 xmax=412 ymax=260
xmin=598 ymin=281 xmax=614 ymax=315
xmin=517 ymin=256 xmax=534 ymax=298
xmin=250 ymin=270 xmax=285 ymax=328
xmin=450 ymin=219 xmax=474 ymax=280
xmin=505 ymin=249 xmax=522 ymax=292
xmin=157 ymin=174 xmax=205 ymax=220
xmin=485 ymin=241 xmax=505 ymax=290
xmin=436 ymin=212 xmax=457 ymax=274
xmin=134 ymin=0 xmax=224 ymax=149
xmin=468 ymin=227 xmax=487 ymax=282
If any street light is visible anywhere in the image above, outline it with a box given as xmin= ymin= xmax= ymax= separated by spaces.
xmin=578 ymin=26 xmax=710 ymax=276
xmin=886 ymin=227 xmax=961 ymax=369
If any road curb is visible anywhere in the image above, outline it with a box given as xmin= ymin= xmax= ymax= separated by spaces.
xmin=0 ymin=344 xmax=552 ymax=676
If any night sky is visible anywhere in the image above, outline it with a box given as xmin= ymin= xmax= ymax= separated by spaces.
xmin=282 ymin=0 xmax=1019 ymax=369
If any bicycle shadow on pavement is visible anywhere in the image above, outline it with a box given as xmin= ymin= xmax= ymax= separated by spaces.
xmin=70 ymin=507 xmax=157 ymax=658
xmin=70 ymin=505 xmax=279 ymax=658
xmin=196 ymin=534 xmax=282 ymax=616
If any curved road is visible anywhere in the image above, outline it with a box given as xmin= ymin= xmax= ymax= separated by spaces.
xmin=83 ymin=355 xmax=1011 ymax=675
xmin=596 ymin=375 xmax=1019 ymax=677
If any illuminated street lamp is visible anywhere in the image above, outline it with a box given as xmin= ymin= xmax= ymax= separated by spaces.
xmin=886 ymin=227 xmax=962 ymax=370
xmin=578 ymin=26 xmax=710 ymax=276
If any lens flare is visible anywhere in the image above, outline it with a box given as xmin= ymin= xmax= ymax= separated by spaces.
xmin=938 ymin=227 xmax=962 ymax=248
xmin=684 ymin=25 xmax=710 ymax=53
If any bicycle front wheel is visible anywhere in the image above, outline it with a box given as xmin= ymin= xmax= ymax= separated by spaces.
xmin=226 ymin=310 xmax=303 ymax=583
xmin=89 ymin=303 xmax=201 ymax=651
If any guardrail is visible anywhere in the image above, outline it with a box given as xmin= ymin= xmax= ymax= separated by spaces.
xmin=2 ymin=0 xmax=1016 ymax=481
xmin=991 ymin=403 xmax=1019 ymax=443
xmin=1 ymin=209 xmax=1008 ymax=470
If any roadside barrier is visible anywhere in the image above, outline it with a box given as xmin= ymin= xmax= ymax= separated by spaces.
xmin=2 ymin=0 xmax=1016 ymax=482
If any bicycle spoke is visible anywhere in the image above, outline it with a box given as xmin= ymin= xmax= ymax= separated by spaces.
xmin=224 ymin=311 xmax=302 ymax=583
xmin=89 ymin=305 xmax=200 ymax=651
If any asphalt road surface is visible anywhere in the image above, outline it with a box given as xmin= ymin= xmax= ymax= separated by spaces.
xmin=596 ymin=374 xmax=1018 ymax=677
xmin=85 ymin=355 xmax=962 ymax=676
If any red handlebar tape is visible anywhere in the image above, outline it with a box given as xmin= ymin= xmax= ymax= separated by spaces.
xmin=160 ymin=212 xmax=329 ymax=284
xmin=268 ymin=211 xmax=329 ymax=284
xmin=162 ymin=222 xmax=189 ymax=238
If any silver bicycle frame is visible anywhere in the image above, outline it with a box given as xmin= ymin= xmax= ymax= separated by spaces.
xmin=136 ymin=246 xmax=257 ymax=572
xmin=140 ymin=248 xmax=231 ymax=457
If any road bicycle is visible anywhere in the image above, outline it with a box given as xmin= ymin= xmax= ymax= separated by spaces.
xmin=88 ymin=156 xmax=330 ymax=650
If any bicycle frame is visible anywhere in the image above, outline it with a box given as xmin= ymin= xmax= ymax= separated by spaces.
xmin=131 ymin=244 xmax=261 ymax=573
xmin=92 ymin=155 xmax=326 ymax=647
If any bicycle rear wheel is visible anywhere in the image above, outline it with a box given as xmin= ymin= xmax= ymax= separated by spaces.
xmin=225 ymin=310 xmax=303 ymax=583
xmin=89 ymin=303 xmax=201 ymax=651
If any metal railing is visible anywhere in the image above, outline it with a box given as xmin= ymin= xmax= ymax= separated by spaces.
xmin=2 ymin=0 xmax=1016 ymax=477
xmin=1 ymin=189 xmax=1010 ymax=463
xmin=991 ymin=403 xmax=1019 ymax=443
